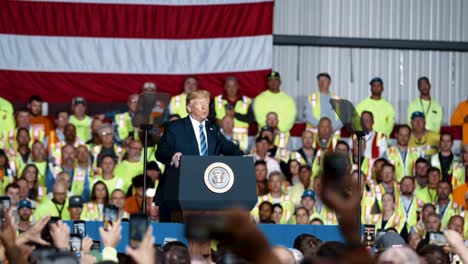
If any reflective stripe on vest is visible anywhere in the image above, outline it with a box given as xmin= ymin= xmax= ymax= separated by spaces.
xmin=276 ymin=133 xmax=289 ymax=149
xmin=118 ymin=113 xmax=126 ymax=128
xmin=308 ymin=91 xmax=340 ymax=122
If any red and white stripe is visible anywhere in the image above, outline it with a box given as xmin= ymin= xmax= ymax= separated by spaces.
xmin=0 ymin=0 xmax=273 ymax=103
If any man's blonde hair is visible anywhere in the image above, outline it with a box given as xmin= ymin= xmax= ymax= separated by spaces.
xmin=186 ymin=90 xmax=211 ymax=107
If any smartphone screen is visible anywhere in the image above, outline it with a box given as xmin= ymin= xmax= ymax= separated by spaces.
xmin=103 ymin=205 xmax=119 ymax=230
xmin=429 ymin=232 xmax=448 ymax=246
xmin=69 ymin=234 xmax=82 ymax=253
xmin=73 ymin=221 xmax=86 ymax=237
xmin=0 ymin=196 xmax=10 ymax=226
xmin=0 ymin=196 xmax=11 ymax=209
xmin=363 ymin=225 xmax=376 ymax=247
xmin=130 ymin=214 xmax=149 ymax=248
xmin=91 ymin=240 xmax=101 ymax=252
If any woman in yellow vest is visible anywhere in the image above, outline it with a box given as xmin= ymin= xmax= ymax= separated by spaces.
xmin=20 ymin=164 xmax=46 ymax=202
xmin=83 ymin=181 xmax=109 ymax=221
xmin=371 ymin=193 xmax=408 ymax=238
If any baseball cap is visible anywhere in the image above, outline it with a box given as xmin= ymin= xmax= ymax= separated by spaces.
xmin=375 ymin=232 xmax=405 ymax=251
xmin=260 ymin=126 xmax=275 ymax=134
xmin=369 ymin=77 xmax=384 ymax=85
xmin=411 ymin=111 xmax=425 ymax=120
xmin=301 ymin=190 xmax=316 ymax=200
xmin=69 ymin=196 xmax=83 ymax=208
xmin=72 ymin=97 xmax=87 ymax=106
xmin=18 ymin=199 xmax=32 ymax=210
xmin=266 ymin=71 xmax=281 ymax=80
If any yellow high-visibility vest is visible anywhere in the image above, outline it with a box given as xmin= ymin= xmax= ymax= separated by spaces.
xmin=386 ymin=146 xmax=420 ymax=182
xmin=306 ymin=91 xmax=340 ymax=132
xmin=370 ymin=212 xmax=407 ymax=233
xmin=436 ymin=200 xmax=461 ymax=228
xmin=395 ymin=196 xmax=424 ymax=228
xmin=115 ymin=112 xmax=134 ymax=141
xmin=169 ymin=93 xmax=188 ymax=118
xmin=69 ymin=115 xmax=92 ymax=143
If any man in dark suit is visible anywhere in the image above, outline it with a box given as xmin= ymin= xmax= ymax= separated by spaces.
xmin=155 ymin=90 xmax=244 ymax=222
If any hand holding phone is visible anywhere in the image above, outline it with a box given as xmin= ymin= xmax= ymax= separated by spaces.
xmin=69 ymin=234 xmax=82 ymax=253
xmin=41 ymin=217 xmax=60 ymax=244
xmin=99 ymin=220 xmax=122 ymax=249
xmin=363 ymin=225 xmax=376 ymax=247
xmin=129 ymin=213 xmax=149 ymax=248
xmin=0 ymin=196 xmax=11 ymax=226
xmin=103 ymin=205 xmax=119 ymax=230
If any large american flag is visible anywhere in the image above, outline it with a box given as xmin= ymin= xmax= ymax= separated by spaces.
xmin=0 ymin=0 xmax=273 ymax=103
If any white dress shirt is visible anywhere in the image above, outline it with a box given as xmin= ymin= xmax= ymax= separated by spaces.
xmin=253 ymin=153 xmax=281 ymax=177
xmin=189 ymin=115 xmax=208 ymax=155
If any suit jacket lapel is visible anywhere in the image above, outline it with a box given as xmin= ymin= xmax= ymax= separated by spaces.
xmin=206 ymin=121 xmax=217 ymax=155
xmin=183 ymin=117 xmax=200 ymax=155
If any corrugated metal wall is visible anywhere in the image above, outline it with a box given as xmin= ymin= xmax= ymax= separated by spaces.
xmin=273 ymin=0 xmax=468 ymax=124
xmin=274 ymin=0 xmax=468 ymax=41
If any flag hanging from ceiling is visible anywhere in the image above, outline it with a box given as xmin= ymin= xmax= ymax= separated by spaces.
xmin=0 ymin=0 xmax=273 ymax=103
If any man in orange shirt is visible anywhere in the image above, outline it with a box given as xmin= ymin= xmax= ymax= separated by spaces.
xmin=28 ymin=95 xmax=53 ymax=136
xmin=452 ymin=146 xmax=468 ymax=208
xmin=123 ymin=174 xmax=153 ymax=214
xmin=451 ymin=99 xmax=468 ymax=145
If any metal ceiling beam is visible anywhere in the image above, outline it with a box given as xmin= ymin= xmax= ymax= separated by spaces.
xmin=273 ymin=35 xmax=468 ymax=52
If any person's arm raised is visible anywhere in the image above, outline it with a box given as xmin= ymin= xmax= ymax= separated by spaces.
xmin=443 ymin=230 xmax=468 ymax=263
xmin=126 ymin=226 xmax=155 ymax=264
xmin=216 ymin=209 xmax=280 ymax=264
xmin=320 ymin=163 xmax=373 ymax=264
xmin=99 ymin=220 xmax=122 ymax=263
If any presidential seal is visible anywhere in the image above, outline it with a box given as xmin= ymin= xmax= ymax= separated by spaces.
xmin=204 ymin=162 xmax=234 ymax=193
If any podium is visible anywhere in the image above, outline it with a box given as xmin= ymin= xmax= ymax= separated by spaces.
xmin=162 ymin=156 xmax=257 ymax=259
xmin=163 ymin=155 xmax=257 ymax=212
